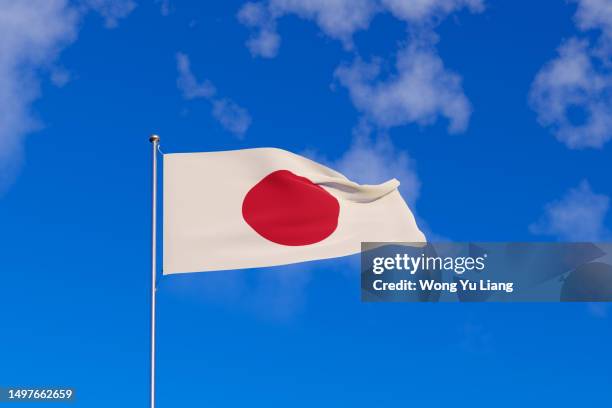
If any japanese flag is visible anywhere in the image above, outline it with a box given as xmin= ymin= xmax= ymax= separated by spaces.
xmin=163 ymin=148 xmax=425 ymax=274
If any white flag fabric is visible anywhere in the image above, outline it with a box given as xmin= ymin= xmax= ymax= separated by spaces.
xmin=163 ymin=148 xmax=425 ymax=274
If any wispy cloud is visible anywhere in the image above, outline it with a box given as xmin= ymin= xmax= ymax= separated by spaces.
xmin=335 ymin=38 xmax=472 ymax=133
xmin=238 ymin=0 xmax=482 ymax=133
xmin=211 ymin=99 xmax=252 ymax=137
xmin=574 ymin=0 xmax=612 ymax=43
xmin=238 ymin=0 xmax=483 ymax=55
xmin=0 ymin=0 xmax=136 ymax=195
xmin=83 ymin=0 xmax=137 ymax=28
xmin=176 ymin=53 xmax=216 ymax=99
xmin=530 ymin=0 xmax=612 ymax=149
xmin=0 ymin=0 xmax=78 ymax=194
xmin=381 ymin=0 xmax=484 ymax=22
xmin=176 ymin=53 xmax=252 ymax=138
xmin=237 ymin=2 xmax=280 ymax=58
xmin=530 ymin=39 xmax=612 ymax=149
xmin=530 ymin=180 xmax=611 ymax=241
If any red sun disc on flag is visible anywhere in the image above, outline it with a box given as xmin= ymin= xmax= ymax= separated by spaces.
xmin=242 ymin=170 xmax=340 ymax=246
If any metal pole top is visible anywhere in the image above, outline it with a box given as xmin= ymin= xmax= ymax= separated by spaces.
xmin=149 ymin=134 xmax=160 ymax=143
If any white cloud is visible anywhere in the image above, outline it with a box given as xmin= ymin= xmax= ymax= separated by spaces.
xmin=530 ymin=0 xmax=612 ymax=148
xmin=267 ymin=0 xmax=378 ymax=46
xmin=335 ymin=39 xmax=471 ymax=133
xmin=247 ymin=28 xmax=282 ymax=58
xmin=83 ymin=0 xmax=136 ymax=28
xmin=574 ymin=0 xmax=612 ymax=38
xmin=0 ymin=0 xmax=78 ymax=193
xmin=238 ymin=0 xmax=484 ymax=51
xmin=381 ymin=0 xmax=483 ymax=23
xmin=176 ymin=53 xmax=252 ymax=137
xmin=0 ymin=0 xmax=135 ymax=194
xmin=575 ymin=0 xmax=612 ymax=66
xmin=176 ymin=53 xmax=216 ymax=99
xmin=238 ymin=2 xmax=272 ymax=27
xmin=212 ymin=99 xmax=252 ymax=137
xmin=238 ymin=2 xmax=281 ymax=58
xmin=530 ymin=39 xmax=612 ymax=149
xmin=238 ymin=0 xmax=378 ymax=55
xmin=530 ymin=180 xmax=611 ymax=241
xmin=238 ymin=0 xmax=480 ymax=132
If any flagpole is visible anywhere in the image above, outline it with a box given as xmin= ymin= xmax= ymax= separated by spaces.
xmin=149 ymin=134 xmax=160 ymax=408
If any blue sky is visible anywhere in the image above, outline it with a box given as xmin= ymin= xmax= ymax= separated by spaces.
xmin=1 ymin=0 xmax=611 ymax=406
